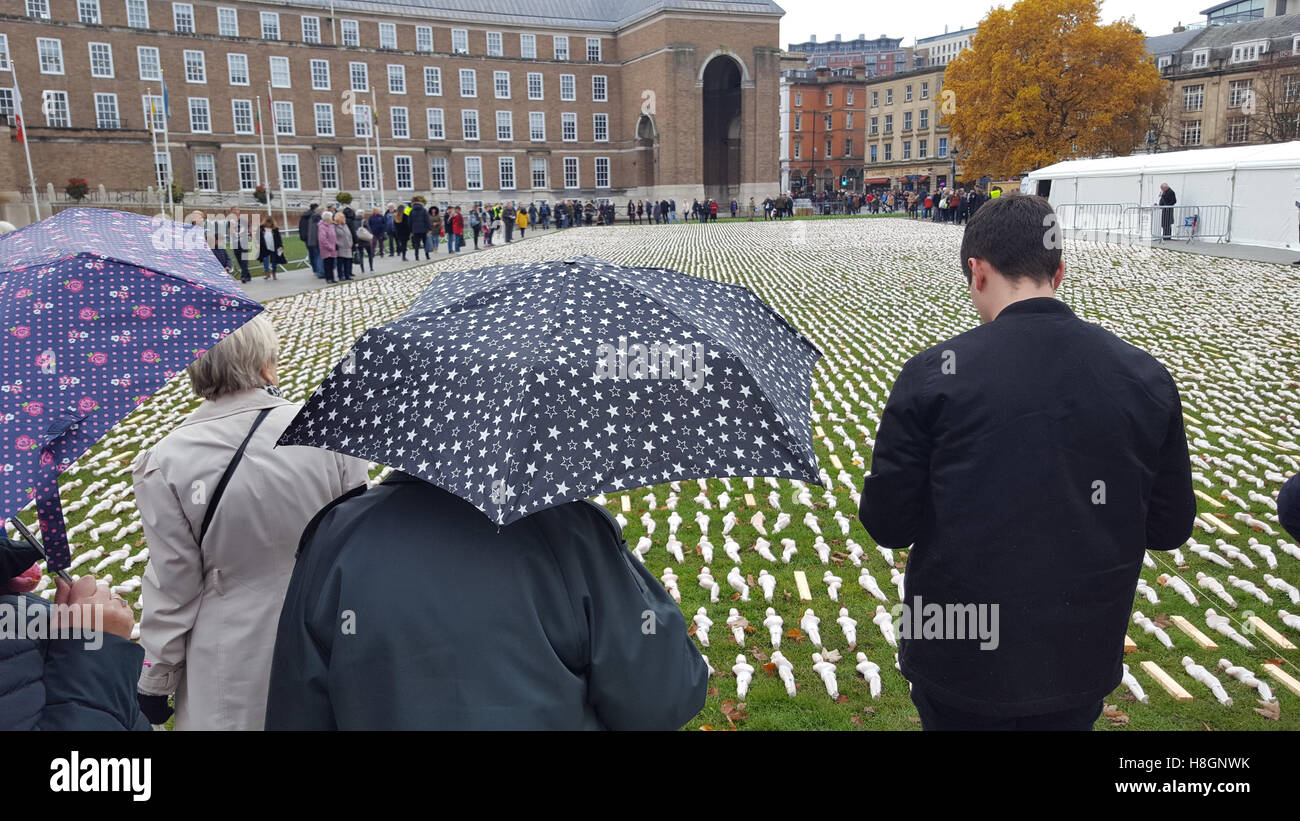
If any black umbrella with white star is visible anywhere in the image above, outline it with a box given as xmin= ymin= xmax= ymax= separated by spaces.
xmin=278 ymin=255 xmax=822 ymax=525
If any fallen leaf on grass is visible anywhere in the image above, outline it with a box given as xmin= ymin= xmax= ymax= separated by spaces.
xmin=687 ymin=622 xmax=698 ymax=636
xmin=1254 ymin=700 xmax=1281 ymax=721
xmin=822 ymin=648 xmax=842 ymax=663
xmin=1152 ymin=613 xmax=1172 ymax=628
xmin=1102 ymin=704 xmax=1130 ymax=726
xmin=850 ymin=714 xmax=862 ymax=725
xmin=908 ymin=716 xmax=921 ymax=723
xmin=786 ymin=628 xmax=805 ymax=643
xmin=862 ymin=706 xmax=876 ymax=716
xmin=707 ymin=686 xmax=718 ymax=696
xmin=836 ymin=694 xmax=849 ymax=704
xmin=762 ymin=662 xmax=777 ymax=676
xmin=720 ymin=699 xmax=749 ymax=728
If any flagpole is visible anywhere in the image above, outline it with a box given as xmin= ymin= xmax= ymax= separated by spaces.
xmin=371 ymin=90 xmax=386 ymax=210
xmin=7 ymin=60 xmax=42 ymax=222
xmin=267 ymin=83 xmax=287 ymax=229
xmin=146 ymin=86 xmax=165 ymax=216
xmin=160 ymin=69 xmax=174 ymax=219
xmin=256 ymin=94 xmax=271 ymax=217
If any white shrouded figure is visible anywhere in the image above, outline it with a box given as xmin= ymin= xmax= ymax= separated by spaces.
xmin=1132 ymin=610 xmax=1175 ymax=649
xmin=695 ymin=511 xmax=710 ymax=537
xmin=633 ymin=536 xmax=652 ymax=563
xmin=856 ymin=652 xmax=882 ymax=698
xmin=640 ymin=513 xmax=656 ymax=537
xmin=771 ymin=651 xmax=796 ymax=696
xmin=755 ymin=537 xmax=778 ymax=563
xmin=698 ymin=537 xmax=714 ymax=565
xmin=803 ymin=511 xmax=821 ymax=535
xmin=1204 ymin=608 xmax=1254 ymax=648
xmin=1135 ymin=578 xmax=1160 ymax=605
xmin=876 ymin=544 xmax=894 ymax=565
xmin=698 ymin=566 xmax=720 ymax=603
xmin=722 ymin=510 xmax=737 ymax=536
xmin=781 ymin=539 xmax=798 ymax=564
xmin=661 ymin=567 xmax=681 ymax=603
xmin=758 ymin=569 xmax=777 ymax=601
xmin=1263 ymin=574 xmax=1300 ymax=604
xmin=768 ymin=490 xmax=782 ymax=510
xmin=846 ymin=539 xmax=864 ymax=567
xmin=666 ymin=538 xmax=685 ymax=564
xmin=873 ymin=605 xmax=898 ymax=648
xmin=726 ymin=565 xmax=750 ymax=601
xmin=813 ymin=536 xmax=831 ymax=564
xmin=890 ymin=568 xmax=905 ymax=601
xmin=1181 ymin=656 xmax=1233 ymax=706
xmin=667 ymin=511 xmax=683 ymax=535
xmin=726 ymin=608 xmax=749 ymax=645
xmin=701 ymin=655 xmax=715 ymax=677
xmin=833 ymin=511 xmax=850 ymax=536
xmin=723 ymin=537 xmax=743 ymax=565
xmin=801 ymin=608 xmax=823 ymax=648
xmin=773 ymin=512 xmax=791 ymax=533
xmin=823 ymin=570 xmax=843 ymax=602
xmin=694 ymin=492 xmax=711 ymax=509
xmin=1227 ymin=575 xmax=1271 ymax=605
xmin=1217 ymin=658 xmax=1274 ymax=702
xmin=1279 ymin=609 xmax=1300 ymax=630
xmin=693 ymin=607 xmax=713 ymax=648
xmin=1157 ymin=573 xmax=1198 ymax=605
xmin=837 ymin=607 xmax=857 ymax=647
xmin=859 ymin=568 xmax=888 ymax=602
xmin=1120 ymin=663 xmax=1149 ymax=703
xmin=643 ymin=492 xmax=657 ymax=510
xmin=812 ymin=653 xmax=839 ymax=699
xmin=1196 ymin=572 xmax=1237 ymax=608
xmin=718 ymin=491 xmax=731 ymax=510
xmin=750 ymin=512 xmax=767 ymax=535
xmin=763 ymin=607 xmax=784 ymax=648
xmin=733 ymin=654 xmax=755 ymax=699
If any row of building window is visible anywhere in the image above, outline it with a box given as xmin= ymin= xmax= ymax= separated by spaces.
xmin=1 ymin=86 xmax=610 ymax=142
xmin=23 ymin=0 xmax=604 ymax=60
xmin=8 ymin=35 xmax=609 ymax=102
xmin=165 ymin=151 xmax=610 ymax=192
xmin=794 ymin=136 xmax=947 ymax=162
xmin=794 ymin=107 xmax=936 ymax=133
xmin=1179 ymin=77 xmax=1300 ymax=112
xmin=793 ymin=81 xmax=937 ymax=109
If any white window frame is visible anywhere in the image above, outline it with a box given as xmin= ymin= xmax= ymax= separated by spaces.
xmin=586 ymin=37 xmax=601 ymax=62
xmin=237 ymin=152 xmax=260 ymax=190
xmin=1231 ymin=40 xmax=1268 ymax=64
xmin=494 ymin=70 xmax=511 ymax=99
xmin=529 ymin=110 xmax=545 ymax=141
xmin=273 ymin=99 xmax=294 ymax=136
xmin=43 ymin=90 xmax=69 ymax=127
xmin=143 ymin=93 xmax=165 ymax=131
xmin=563 ymin=155 xmax=578 ymax=189
xmin=93 ymin=92 xmax=119 ymax=128
xmin=357 ymin=154 xmax=376 ymax=190
xmin=594 ymin=156 xmax=609 ymax=188
xmin=188 ymin=96 xmax=211 ymax=133
xmin=27 ymin=0 xmax=51 ymax=18
xmin=424 ymin=66 xmax=442 ymax=95
xmin=498 ymin=155 xmax=515 ymax=189
xmin=88 ymin=42 xmax=114 ymax=78
xmin=391 ymin=105 xmax=409 ymax=139
xmin=314 ymin=102 xmax=334 ymax=136
xmin=261 ymin=11 xmax=280 ymax=40
xmin=496 ymin=109 xmax=513 ymax=141
xmin=561 ymin=111 xmax=577 ymax=141
xmin=302 ymin=15 xmax=321 ymax=44
xmin=527 ymin=72 xmax=543 ymax=100
xmin=388 ymin=64 xmax=407 ymax=94
xmin=319 ymin=155 xmax=338 ymax=191
xmin=486 ymin=31 xmax=503 ymax=57
xmin=37 ymin=38 xmax=64 ymax=75
xmin=465 ymin=155 xmax=482 ymax=189
xmin=460 ymin=68 xmax=477 ymax=97
xmin=430 ymin=156 xmax=448 ymax=189
xmin=350 ymin=62 xmax=370 ymax=92
xmin=311 ymin=59 xmax=330 ymax=90
xmin=172 ymin=2 xmax=194 ymax=33
xmin=79 ymin=0 xmax=102 ymax=24
xmin=530 ymin=156 xmax=547 ymax=189
xmin=279 ymin=153 xmax=300 ymax=190
xmin=126 ymin=0 xmax=148 ymax=28
xmin=452 ymin=28 xmax=469 ymax=55
xmin=394 ymin=154 xmax=413 ymax=190
xmin=227 ymin=53 xmax=249 ymax=86
xmin=461 ymin=108 xmax=479 ymax=140
xmin=1191 ymin=48 xmax=1208 ymax=68
xmin=353 ymin=104 xmax=372 ymax=137
xmin=231 ymin=98 xmax=253 ymax=134
xmin=593 ymin=112 xmax=608 ymax=142
xmin=592 ymin=74 xmax=607 ymax=102
xmin=379 ymin=22 xmax=397 ymax=50
xmin=341 ymin=19 xmax=360 ymax=47
xmin=416 ymin=26 xmax=433 ymax=52
xmin=217 ymin=6 xmax=238 ymax=37
xmin=553 ymin=35 xmax=569 ymax=60
xmin=426 ymin=107 xmax=445 ymax=139
xmin=183 ymin=49 xmax=206 ymax=84
xmin=270 ymin=56 xmax=291 ymax=88
xmin=560 ymin=73 xmax=575 ymax=101
xmin=520 ymin=33 xmax=536 ymax=59
xmin=194 ymin=152 xmax=217 ymax=191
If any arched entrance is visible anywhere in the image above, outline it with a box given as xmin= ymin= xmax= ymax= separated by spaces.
xmin=702 ymin=55 xmax=742 ymax=204
xmin=635 ymin=113 xmax=657 ymax=190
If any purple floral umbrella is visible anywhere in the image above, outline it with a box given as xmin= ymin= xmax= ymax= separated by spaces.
xmin=0 ymin=207 xmax=263 ymax=571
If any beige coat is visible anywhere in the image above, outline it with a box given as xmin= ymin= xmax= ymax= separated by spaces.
xmin=132 ymin=388 xmax=369 ymax=730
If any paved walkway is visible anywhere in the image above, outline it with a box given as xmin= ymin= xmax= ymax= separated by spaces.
xmin=237 ymin=223 xmax=565 ymax=302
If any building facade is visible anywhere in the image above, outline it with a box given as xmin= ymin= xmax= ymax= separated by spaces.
xmin=914 ymin=26 xmax=975 ymax=69
xmin=0 ymin=0 xmax=782 ymax=223
xmin=784 ymin=67 xmax=864 ymax=194
xmin=785 ymin=33 xmax=911 ymax=77
xmin=862 ymin=66 xmax=961 ymax=192
xmin=1149 ymin=13 xmax=1300 ymax=151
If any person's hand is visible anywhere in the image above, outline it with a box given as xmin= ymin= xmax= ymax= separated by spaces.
xmin=53 ymin=574 xmax=135 ymax=639
xmin=137 ymin=692 xmax=174 ymax=725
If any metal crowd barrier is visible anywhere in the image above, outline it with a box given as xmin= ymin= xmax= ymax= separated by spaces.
xmin=1054 ymin=203 xmax=1231 ymax=244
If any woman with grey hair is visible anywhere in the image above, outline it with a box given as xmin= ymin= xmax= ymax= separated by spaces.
xmin=132 ymin=314 xmax=369 ymax=729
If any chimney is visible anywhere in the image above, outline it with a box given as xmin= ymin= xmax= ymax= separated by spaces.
xmin=810 ymin=34 xmax=817 ymax=43
xmin=835 ymin=33 xmax=841 ymax=41
xmin=859 ymin=33 xmax=865 ymax=39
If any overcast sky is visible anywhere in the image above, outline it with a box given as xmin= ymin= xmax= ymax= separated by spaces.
xmin=777 ymin=0 xmax=1202 ymax=47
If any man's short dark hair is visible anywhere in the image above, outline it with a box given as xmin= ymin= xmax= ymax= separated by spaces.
xmin=960 ymin=194 xmax=1061 ymax=285
xmin=310 ymin=203 xmax=319 ymax=211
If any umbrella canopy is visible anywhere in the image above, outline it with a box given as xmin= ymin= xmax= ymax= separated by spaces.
xmin=279 ymin=255 xmax=821 ymax=525
xmin=0 ymin=207 xmax=263 ymax=570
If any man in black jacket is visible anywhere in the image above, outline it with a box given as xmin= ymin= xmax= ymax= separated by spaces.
xmin=265 ymin=473 xmax=707 ymax=730
xmin=858 ymin=194 xmax=1196 ymax=730
xmin=1158 ymin=183 xmax=1177 ymax=240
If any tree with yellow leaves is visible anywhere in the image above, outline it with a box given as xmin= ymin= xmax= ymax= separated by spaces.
xmin=942 ymin=0 xmax=1164 ymax=179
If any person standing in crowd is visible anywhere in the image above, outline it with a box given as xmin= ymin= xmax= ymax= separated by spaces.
xmin=190 ymin=210 xmax=232 ymax=276
xmin=669 ymin=198 xmax=677 ymax=224
xmin=299 ymin=204 xmax=321 ymax=276
xmin=428 ymin=205 xmax=444 ymax=254
xmin=708 ymin=199 xmax=718 ymax=222
xmin=385 ymin=204 xmax=398 ymax=256
xmin=367 ymin=207 xmax=387 ymax=259
xmin=265 ymin=470 xmax=707 ymax=730
xmin=539 ymin=200 xmax=551 ymax=229
xmin=317 ymin=206 xmax=339 ymax=283
xmin=1157 ymin=183 xmax=1177 ymax=241
xmin=528 ymin=202 xmax=538 ymax=231
xmin=408 ymin=197 xmax=431 ymax=260
xmin=627 ymin=200 xmax=635 ymax=224
xmin=332 ymin=211 xmax=354 ymax=281
xmin=354 ymin=214 xmax=374 ymax=274
xmin=257 ymin=217 xmax=284 ymax=281
xmin=858 ymin=195 xmax=1195 ymax=731
xmin=502 ymin=202 xmax=516 ymax=243
xmin=228 ymin=206 xmax=252 ymax=283
xmin=516 ymin=204 xmax=529 ymax=239
xmin=730 ymin=198 xmax=738 ymax=218
xmin=133 ymin=315 xmax=368 ymax=730
xmin=636 ymin=199 xmax=644 ymax=224
xmin=449 ymin=206 xmax=464 ymax=253
xmin=392 ymin=206 xmax=411 ymax=261
xmin=468 ymin=205 xmax=482 ymax=249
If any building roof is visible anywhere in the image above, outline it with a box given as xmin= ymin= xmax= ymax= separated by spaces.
xmin=915 ymin=26 xmax=978 ymax=45
xmin=1181 ymin=11 xmax=1300 ymax=47
xmin=1026 ymin=141 xmax=1300 ymax=179
xmin=283 ymin=0 xmax=784 ymax=30
xmin=1145 ymin=28 xmax=1203 ymax=56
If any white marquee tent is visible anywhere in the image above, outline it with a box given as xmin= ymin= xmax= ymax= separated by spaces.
xmin=1023 ymin=142 xmax=1300 ymax=248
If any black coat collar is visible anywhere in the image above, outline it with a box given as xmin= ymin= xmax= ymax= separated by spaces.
xmin=996 ymin=296 xmax=1075 ymax=321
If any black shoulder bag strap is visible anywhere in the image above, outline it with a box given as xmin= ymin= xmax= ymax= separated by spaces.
xmin=199 ymin=407 xmax=272 ymax=546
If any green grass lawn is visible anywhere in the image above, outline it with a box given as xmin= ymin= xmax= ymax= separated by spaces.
xmin=17 ymin=217 xmax=1299 ymax=731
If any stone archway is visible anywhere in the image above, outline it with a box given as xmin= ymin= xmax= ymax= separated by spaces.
xmin=635 ymin=113 xmax=658 ymax=190
xmin=701 ymin=54 xmax=742 ymax=204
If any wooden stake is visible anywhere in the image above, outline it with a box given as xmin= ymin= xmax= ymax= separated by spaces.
xmin=1262 ymin=663 xmax=1300 ymax=697
xmin=829 ymin=455 xmax=843 ymax=470
xmin=744 ymin=493 xmax=756 ymax=508
xmin=1193 ymin=489 xmax=1224 ymax=508
xmin=1140 ymin=661 xmax=1194 ymax=701
xmin=1123 ymin=634 xmax=1138 ymax=653
xmin=1170 ymin=615 xmax=1218 ymax=650
xmin=815 ymin=426 xmax=826 ymax=438
xmin=1244 ymin=426 xmax=1272 ymax=441
xmin=620 ymin=495 xmax=630 ymax=513
xmin=793 ymin=570 xmax=813 ymax=601
xmin=1249 ymin=615 xmax=1297 ymax=650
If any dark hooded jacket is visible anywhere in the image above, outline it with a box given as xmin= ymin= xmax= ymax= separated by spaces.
xmin=265 ymin=473 xmax=707 ymax=730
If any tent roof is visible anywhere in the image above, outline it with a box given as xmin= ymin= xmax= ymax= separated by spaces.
xmin=1026 ymin=142 xmax=1300 ymax=180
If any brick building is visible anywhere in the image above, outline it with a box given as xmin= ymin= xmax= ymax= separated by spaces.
xmin=785 ymin=33 xmax=911 ymax=77
xmin=0 ymin=0 xmax=782 ymax=224
xmin=784 ymin=67 xmax=865 ymax=195
xmin=862 ymin=66 xmax=961 ymax=192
